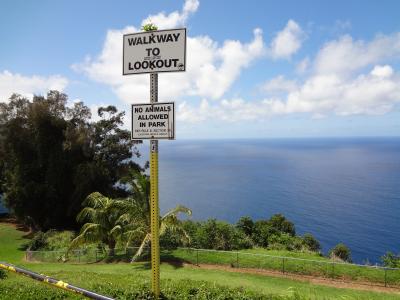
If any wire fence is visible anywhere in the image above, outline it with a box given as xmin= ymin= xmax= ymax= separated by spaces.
xmin=26 ymin=247 xmax=400 ymax=288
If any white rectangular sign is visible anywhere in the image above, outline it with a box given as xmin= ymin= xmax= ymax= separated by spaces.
xmin=131 ymin=102 xmax=175 ymax=140
xmin=123 ymin=28 xmax=186 ymax=75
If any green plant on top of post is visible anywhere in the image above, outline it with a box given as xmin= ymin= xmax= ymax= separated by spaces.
xmin=142 ymin=23 xmax=158 ymax=32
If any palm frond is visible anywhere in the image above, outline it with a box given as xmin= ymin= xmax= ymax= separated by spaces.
xmin=162 ymin=205 xmax=192 ymax=220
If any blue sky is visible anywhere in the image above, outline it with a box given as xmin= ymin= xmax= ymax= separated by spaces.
xmin=1 ymin=0 xmax=400 ymax=138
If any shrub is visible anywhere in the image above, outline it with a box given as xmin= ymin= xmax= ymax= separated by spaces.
xmin=160 ymin=227 xmax=185 ymax=250
xmin=236 ymin=216 xmax=254 ymax=236
xmin=27 ymin=231 xmax=47 ymax=250
xmin=268 ymin=214 xmax=296 ymax=236
xmin=27 ymin=230 xmax=75 ymax=251
xmin=252 ymin=221 xmax=277 ymax=247
xmin=302 ymin=233 xmax=321 ymax=252
xmin=329 ymin=243 xmax=352 ymax=262
xmin=381 ymin=252 xmax=400 ymax=268
xmin=267 ymin=233 xmax=303 ymax=251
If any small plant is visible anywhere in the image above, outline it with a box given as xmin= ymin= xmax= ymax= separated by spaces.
xmin=329 ymin=243 xmax=352 ymax=262
xmin=142 ymin=23 xmax=158 ymax=31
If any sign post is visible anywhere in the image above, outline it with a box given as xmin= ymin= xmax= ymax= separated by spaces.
xmin=123 ymin=26 xmax=186 ymax=298
xmin=149 ymin=73 xmax=160 ymax=297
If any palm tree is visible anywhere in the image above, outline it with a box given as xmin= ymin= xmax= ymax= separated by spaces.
xmin=117 ymin=171 xmax=192 ymax=262
xmin=69 ymin=192 xmax=124 ymax=256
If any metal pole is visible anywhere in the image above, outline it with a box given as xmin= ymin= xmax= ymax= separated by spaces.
xmin=150 ymin=73 xmax=160 ymax=298
xmin=282 ymin=257 xmax=285 ymax=273
xmin=196 ymin=248 xmax=199 ymax=266
xmin=236 ymin=252 xmax=239 ymax=268
xmin=0 ymin=261 xmax=114 ymax=300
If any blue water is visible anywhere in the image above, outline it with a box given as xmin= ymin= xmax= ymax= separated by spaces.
xmin=1 ymin=137 xmax=399 ymax=263
xmin=140 ymin=137 xmax=400 ymax=264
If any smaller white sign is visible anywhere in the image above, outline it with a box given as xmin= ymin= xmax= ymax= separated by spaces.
xmin=131 ymin=102 xmax=175 ymax=140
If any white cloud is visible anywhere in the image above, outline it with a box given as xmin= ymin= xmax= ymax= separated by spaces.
xmin=142 ymin=0 xmax=199 ymax=29
xmin=0 ymin=70 xmax=68 ymax=102
xmin=371 ymin=64 xmax=393 ymax=78
xmin=74 ymin=1 xmax=265 ymax=102
xmin=269 ymin=20 xmax=305 ymax=59
xmin=179 ymin=65 xmax=400 ymax=122
xmin=296 ymin=57 xmax=310 ymax=74
xmin=314 ymin=33 xmax=400 ymax=76
xmin=261 ymin=75 xmax=297 ymax=94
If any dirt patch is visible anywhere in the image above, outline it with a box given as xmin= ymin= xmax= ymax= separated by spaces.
xmin=182 ymin=262 xmax=400 ymax=295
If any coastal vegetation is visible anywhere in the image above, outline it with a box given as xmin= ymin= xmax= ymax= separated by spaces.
xmin=1 ymin=91 xmax=399 ymax=299
xmin=1 ymin=222 xmax=399 ymax=300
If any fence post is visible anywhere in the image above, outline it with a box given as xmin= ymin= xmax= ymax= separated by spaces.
xmin=236 ymin=252 xmax=239 ymax=268
xmin=384 ymin=268 xmax=387 ymax=287
xmin=282 ymin=257 xmax=285 ymax=273
xmin=332 ymin=262 xmax=335 ymax=278
xmin=95 ymin=250 xmax=97 ymax=262
xmin=196 ymin=249 xmax=199 ymax=266
xmin=78 ymin=250 xmax=81 ymax=263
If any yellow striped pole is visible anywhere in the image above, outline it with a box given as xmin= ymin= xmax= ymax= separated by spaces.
xmin=0 ymin=261 xmax=114 ymax=300
xmin=150 ymin=72 xmax=160 ymax=298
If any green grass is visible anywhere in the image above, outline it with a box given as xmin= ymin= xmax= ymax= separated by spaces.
xmin=166 ymin=248 xmax=400 ymax=286
xmin=1 ymin=222 xmax=400 ymax=299
xmin=0 ymin=222 xmax=27 ymax=263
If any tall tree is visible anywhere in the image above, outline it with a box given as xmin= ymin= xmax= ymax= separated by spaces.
xmin=0 ymin=91 xmax=141 ymax=230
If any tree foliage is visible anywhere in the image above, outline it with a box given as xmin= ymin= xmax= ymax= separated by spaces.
xmin=115 ymin=171 xmax=192 ymax=261
xmin=329 ymin=243 xmax=352 ymax=262
xmin=69 ymin=192 xmax=125 ymax=256
xmin=0 ymin=91 xmax=140 ymax=230
xmin=381 ymin=252 xmax=400 ymax=268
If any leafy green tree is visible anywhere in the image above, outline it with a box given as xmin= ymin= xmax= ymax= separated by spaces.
xmin=302 ymin=233 xmax=321 ymax=252
xmin=268 ymin=214 xmax=296 ymax=236
xmin=381 ymin=252 xmax=400 ymax=268
xmin=252 ymin=220 xmax=277 ymax=247
xmin=69 ymin=192 xmax=124 ymax=256
xmin=0 ymin=92 xmax=140 ymax=230
xmin=236 ymin=216 xmax=254 ymax=237
xmin=329 ymin=243 xmax=352 ymax=262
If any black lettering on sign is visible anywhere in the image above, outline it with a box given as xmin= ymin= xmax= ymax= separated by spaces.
xmin=128 ymin=59 xmax=181 ymax=70
xmin=128 ymin=33 xmax=181 ymax=46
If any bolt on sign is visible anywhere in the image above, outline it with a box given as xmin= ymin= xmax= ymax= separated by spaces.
xmin=123 ymin=28 xmax=186 ymax=75
xmin=131 ymin=102 xmax=175 ymax=140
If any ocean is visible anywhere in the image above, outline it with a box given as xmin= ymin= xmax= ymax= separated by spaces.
xmin=1 ymin=137 xmax=399 ymax=263
xmin=147 ymin=137 xmax=400 ymax=264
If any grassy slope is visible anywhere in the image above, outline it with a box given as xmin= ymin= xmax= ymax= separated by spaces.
xmin=1 ymin=223 xmax=400 ymax=300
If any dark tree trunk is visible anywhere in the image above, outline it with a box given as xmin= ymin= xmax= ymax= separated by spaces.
xmin=108 ymin=240 xmax=116 ymax=257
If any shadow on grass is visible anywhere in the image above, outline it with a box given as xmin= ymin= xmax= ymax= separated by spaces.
xmin=160 ymin=250 xmax=194 ymax=269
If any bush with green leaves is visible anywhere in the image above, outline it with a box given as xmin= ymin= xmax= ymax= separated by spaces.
xmin=329 ymin=243 xmax=352 ymax=262
xmin=268 ymin=214 xmax=296 ymax=236
xmin=27 ymin=230 xmax=75 ymax=251
xmin=236 ymin=216 xmax=254 ymax=236
xmin=381 ymin=252 xmax=400 ymax=268
xmin=302 ymin=233 xmax=321 ymax=252
xmin=252 ymin=220 xmax=277 ymax=247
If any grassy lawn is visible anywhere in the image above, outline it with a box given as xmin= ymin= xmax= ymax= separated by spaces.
xmin=1 ymin=222 xmax=400 ymax=299
xmin=166 ymin=247 xmax=400 ymax=286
